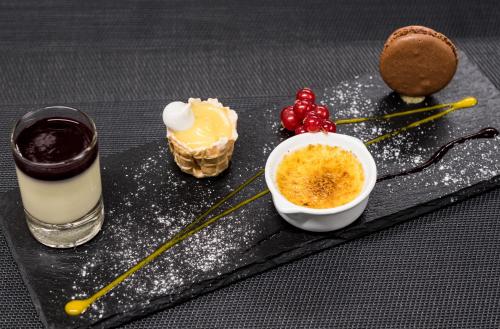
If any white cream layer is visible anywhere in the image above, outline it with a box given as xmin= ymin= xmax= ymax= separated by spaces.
xmin=16 ymin=158 xmax=102 ymax=225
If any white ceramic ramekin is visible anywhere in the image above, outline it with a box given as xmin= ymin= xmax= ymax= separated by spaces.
xmin=265 ymin=132 xmax=377 ymax=232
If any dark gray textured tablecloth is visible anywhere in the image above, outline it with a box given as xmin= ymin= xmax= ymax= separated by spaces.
xmin=1 ymin=1 xmax=500 ymax=328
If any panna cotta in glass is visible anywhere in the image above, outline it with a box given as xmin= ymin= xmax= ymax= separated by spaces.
xmin=11 ymin=106 xmax=104 ymax=248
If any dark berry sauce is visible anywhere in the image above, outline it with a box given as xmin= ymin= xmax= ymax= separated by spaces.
xmin=13 ymin=117 xmax=98 ymax=180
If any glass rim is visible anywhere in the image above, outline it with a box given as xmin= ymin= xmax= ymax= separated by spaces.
xmin=10 ymin=106 xmax=98 ymax=168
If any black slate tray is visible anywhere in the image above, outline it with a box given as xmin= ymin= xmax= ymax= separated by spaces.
xmin=1 ymin=52 xmax=500 ymax=329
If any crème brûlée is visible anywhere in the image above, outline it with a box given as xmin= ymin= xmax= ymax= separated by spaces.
xmin=276 ymin=144 xmax=365 ymax=209
xmin=164 ymin=98 xmax=238 ymax=178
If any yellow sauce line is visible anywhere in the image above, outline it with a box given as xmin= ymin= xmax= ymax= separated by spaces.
xmin=364 ymin=97 xmax=477 ymax=145
xmin=65 ymin=188 xmax=270 ymax=316
xmin=335 ymin=96 xmax=476 ymax=125
xmin=65 ymin=96 xmax=477 ymax=316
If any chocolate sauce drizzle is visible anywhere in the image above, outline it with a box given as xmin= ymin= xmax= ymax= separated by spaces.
xmin=377 ymin=127 xmax=499 ymax=182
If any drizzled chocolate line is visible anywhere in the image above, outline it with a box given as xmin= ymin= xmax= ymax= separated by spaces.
xmin=377 ymin=127 xmax=499 ymax=182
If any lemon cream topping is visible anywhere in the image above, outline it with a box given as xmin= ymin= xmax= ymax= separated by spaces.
xmin=167 ymin=99 xmax=234 ymax=149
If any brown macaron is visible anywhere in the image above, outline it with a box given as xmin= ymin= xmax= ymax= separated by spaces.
xmin=379 ymin=25 xmax=458 ymax=97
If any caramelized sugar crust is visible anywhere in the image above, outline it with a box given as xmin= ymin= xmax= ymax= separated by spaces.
xmin=276 ymin=144 xmax=365 ymax=209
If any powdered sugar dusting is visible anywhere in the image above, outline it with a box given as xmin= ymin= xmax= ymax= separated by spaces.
xmin=68 ymin=143 xmax=268 ymax=320
xmin=65 ymin=74 xmax=499 ymax=322
xmin=323 ymin=75 xmax=500 ymax=204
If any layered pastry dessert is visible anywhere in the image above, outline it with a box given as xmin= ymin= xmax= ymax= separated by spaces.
xmin=276 ymin=144 xmax=365 ymax=209
xmin=163 ymin=98 xmax=238 ymax=178
xmin=379 ymin=25 xmax=458 ymax=104
xmin=12 ymin=107 xmax=103 ymax=247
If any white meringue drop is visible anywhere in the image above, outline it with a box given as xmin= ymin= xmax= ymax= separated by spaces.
xmin=162 ymin=101 xmax=195 ymax=131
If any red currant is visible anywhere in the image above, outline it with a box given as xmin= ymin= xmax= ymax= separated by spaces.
xmin=303 ymin=116 xmax=322 ymax=132
xmin=296 ymin=88 xmax=315 ymax=104
xmin=281 ymin=105 xmax=294 ymax=117
xmin=314 ymin=105 xmax=330 ymax=120
xmin=293 ymin=100 xmax=311 ymax=120
xmin=304 ymin=111 xmax=321 ymax=121
xmin=322 ymin=120 xmax=336 ymax=133
xmin=294 ymin=125 xmax=308 ymax=135
xmin=280 ymin=106 xmax=300 ymax=131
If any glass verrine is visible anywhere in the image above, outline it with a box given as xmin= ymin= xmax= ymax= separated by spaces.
xmin=11 ymin=106 xmax=104 ymax=248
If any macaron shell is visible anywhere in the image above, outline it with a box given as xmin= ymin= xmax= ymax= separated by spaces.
xmin=380 ymin=26 xmax=458 ymax=97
